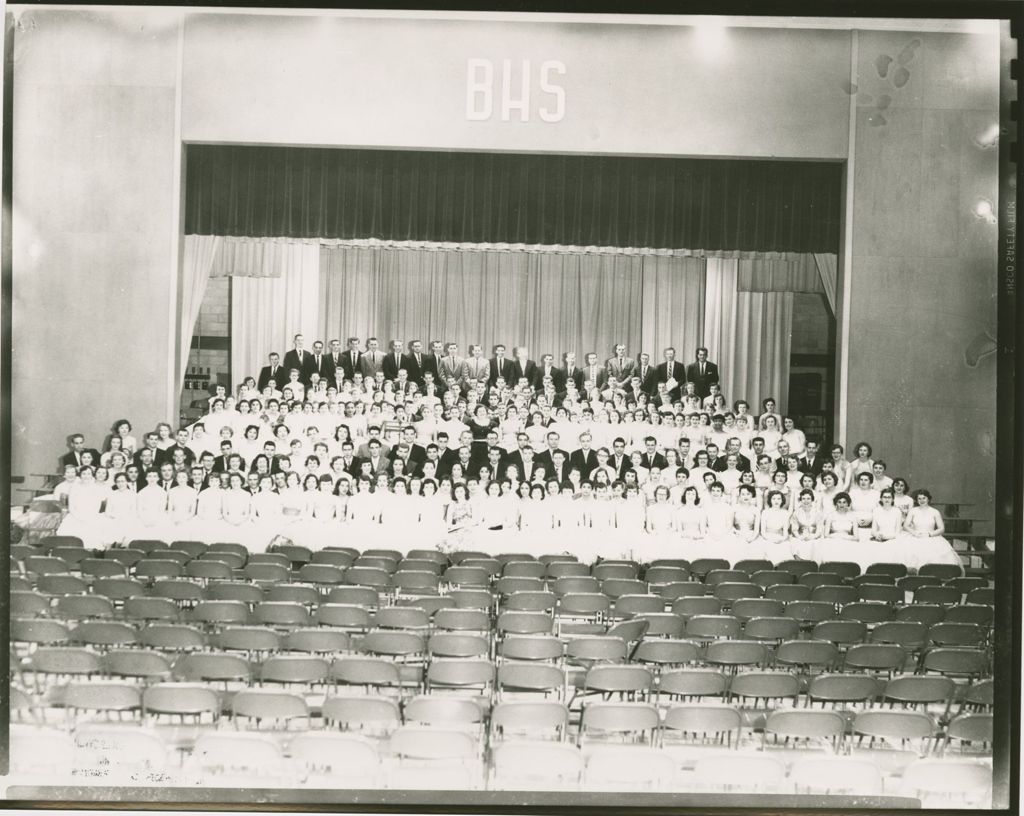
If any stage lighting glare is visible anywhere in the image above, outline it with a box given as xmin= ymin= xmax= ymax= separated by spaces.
xmin=972 ymin=198 xmax=996 ymax=224
xmin=693 ymin=17 xmax=729 ymax=58
xmin=972 ymin=122 xmax=999 ymax=149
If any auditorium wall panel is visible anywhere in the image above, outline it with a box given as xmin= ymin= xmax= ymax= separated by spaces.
xmin=11 ymin=9 xmax=180 ymax=481
xmin=846 ymin=30 xmax=997 ymax=518
xmin=180 ymin=14 xmax=851 ymax=159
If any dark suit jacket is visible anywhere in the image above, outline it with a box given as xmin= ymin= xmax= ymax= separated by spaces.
xmin=359 ymin=351 xmax=385 ymax=379
xmin=640 ymin=452 xmax=668 ymax=471
xmin=61 ymin=449 xmax=102 ymax=470
xmin=560 ymin=365 xmax=584 ymax=393
xmin=338 ymin=456 xmax=363 ymax=479
xmin=568 ymin=449 xmax=599 ymax=480
xmin=258 ymin=364 xmax=287 ymax=392
xmin=488 ymin=357 xmax=515 ymax=387
xmin=382 ymin=352 xmax=407 ymax=382
xmin=132 ymin=447 xmax=168 ymax=469
xmin=164 ymin=444 xmax=196 ymax=467
xmin=581 ymin=363 xmax=608 ymax=390
xmin=436 ymin=448 xmax=461 ymax=479
xmin=685 ymin=360 xmax=720 ymax=399
xmin=420 ymin=354 xmax=442 ymax=383
xmin=609 ymin=454 xmax=632 ymax=481
xmin=282 ymin=349 xmax=313 ymax=385
xmin=531 ymin=365 xmax=563 ymax=392
xmin=635 ymin=365 xmax=659 ymax=397
xmin=515 ymin=459 xmax=546 ymax=484
xmin=390 ymin=443 xmax=427 ymax=467
xmin=308 ymin=354 xmax=333 ymax=383
xmin=798 ymin=455 xmax=825 ymax=477
xmin=402 ymin=353 xmax=426 ymax=385
xmin=534 ymin=448 xmax=570 ymax=474
xmin=545 ymin=463 xmax=570 ymax=486
xmin=337 ymin=351 xmax=361 ymax=381
xmin=510 ymin=359 xmax=537 ymax=387
xmin=656 ymin=361 xmax=687 ymax=401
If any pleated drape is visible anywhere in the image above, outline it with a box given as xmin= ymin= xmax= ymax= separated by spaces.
xmin=704 ymin=258 xmax=794 ymax=414
xmin=179 ymin=235 xmax=222 ymax=393
xmin=318 ymin=247 xmax=705 ymax=364
xmin=230 ymin=242 xmax=321 ymax=384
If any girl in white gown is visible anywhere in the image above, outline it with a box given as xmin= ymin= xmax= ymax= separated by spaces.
xmin=414 ymin=480 xmax=448 ymax=548
xmin=893 ymin=489 xmax=961 ymax=572
xmin=703 ymin=482 xmax=738 ymax=560
xmin=730 ymin=485 xmax=762 ymax=561
xmin=195 ymin=479 xmax=228 ymax=542
xmin=221 ymin=473 xmax=257 ymax=549
xmin=642 ymin=485 xmax=678 ymax=562
xmin=850 ymin=442 xmax=875 ymax=479
xmin=790 ymin=488 xmax=825 ymax=559
xmin=672 ymin=487 xmax=709 ymax=561
xmin=870 ymin=488 xmax=903 ymax=543
xmin=849 ymin=472 xmax=879 ymax=533
xmin=57 ymin=469 xmax=109 ymax=552
xmin=807 ymin=492 xmax=861 ymax=567
xmin=891 ymin=478 xmax=914 ymax=523
xmin=167 ymin=470 xmax=199 ymax=538
xmin=102 ymin=472 xmax=138 ymax=546
xmin=135 ymin=471 xmax=172 ymax=543
xmin=758 ymin=489 xmax=796 ymax=563
xmin=828 ymin=445 xmax=853 ymax=491
xmin=346 ymin=479 xmax=382 ymax=539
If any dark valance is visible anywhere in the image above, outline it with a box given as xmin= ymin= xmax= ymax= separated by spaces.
xmin=185 ymin=145 xmax=841 ymax=254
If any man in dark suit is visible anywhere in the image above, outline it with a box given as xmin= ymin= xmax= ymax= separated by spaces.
xmin=403 ymin=340 xmax=427 ymax=387
xmin=639 ymin=436 xmax=668 ymax=471
xmin=382 ymin=339 xmax=407 ymax=382
xmin=656 ymin=347 xmax=687 ymax=402
xmin=530 ymin=353 xmax=561 ymax=392
xmin=534 ymin=431 xmax=569 ymax=475
xmin=364 ymin=439 xmax=390 ymax=478
xmin=582 ymin=352 xmax=608 ymax=391
xmin=421 ymin=340 xmax=444 ymax=384
xmin=609 ymin=437 xmax=632 ymax=480
xmin=685 ymin=346 xmax=720 ymax=400
xmin=605 ymin=343 xmax=636 ymax=385
xmin=504 ymin=433 xmax=532 ymax=473
xmin=798 ymin=440 xmax=824 ymax=477
xmin=326 ymin=339 xmax=345 ymax=382
xmin=389 ymin=443 xmax=423 ymax=477
xmin=308 ymin=340 xmax=333 ymax=384
xmin=516 ymin=446 xmax=544 ymax=484
xmin=61 ymin=433 xmax=102 ymax=470
xmin=164 ymin=429 xmax=196 ymax=469
xmin=713 ymin=439 xmax=751 ymax=472
xmin=394 ymin=426 xmax=427 ymax=469
xmin=568 ymin=432 xmax=599 ymax=480
xmin=546 ymin=450 xmax=571 ymax=487
xmin=510 ymin=347 xmax=538 ymax=389
xmin=561 ymin=352 xmax=584 ymax=394
xmin=338 ymin=441 xmax=363 ymax=479
xmin=435 ymin=432 xmax=460 ymax=479
xmin=211 ymin=440 xmax=237 ymax=474
xmin=635 ymin=353 xmax=658 ymax=397
xmin=282 ymin=334 xmax=313 ymax=387
xmin=488 ymin=344 xmax=515 ymax=387
xmin=257 ymin=352 xmax=286 ymax=392
xmin=132 ymin=432 xmax=167 ymax=469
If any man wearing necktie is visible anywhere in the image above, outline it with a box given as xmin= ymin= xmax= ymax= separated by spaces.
xmin=605 ymin=343 xmax=636 ymax=385
xmin=439 ymin=342 xmax=465 ymax=389
xmin=282 ymin=334 xmax=312 ymax=387
xmin=636 ymin=352 xmax=658 ymax=397
xmin=685 ymin=346 xmax=720 ymax=400
xmin=359 ymin=337 xmax=384 ymax=379
xmin=513 ymin=346 xmax=537 ymax=389
xmin=310 ymin=340 xmax=332 ymax=383
xmin=560 ymin=352 xmax=584 ymax=394
xmin=335 ymin=337 xmax=359 ymax=381
xmin=382 ymin=339 xmax=406 ymax=382
xmin=583 ymin=352 xmax=607 ymax=391
xmin=488 ymin=344 xmax=515 ymax=387
xmin=258 ymin=352 xmax=283 ymax=392
xmin=657 ymin=346 xmax=687 ymax=402
xmin=403 ymin=340 xmax=425 ymax=387
xmin=461 ymin=344 xmax=489 ymax=388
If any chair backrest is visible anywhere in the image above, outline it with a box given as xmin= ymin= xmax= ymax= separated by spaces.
xmin=895 ymin=603 xmax=946 ymax=625
xmin=497 ymin=611 xmax=554 ymax=636
xmin=503 ymin=590 xmax=558 ymax=613
xmin=865 ymin=562 xmax=908 ymax=579
xmin=810 ymin=584 xmax=858 ymax=605
xmin=713 ymin=582 xmax=764 ymax=603
xmin=282 ymin=627 xmax=351 ymax=654
xmin=434 ymin=607 xmax=490 ymax=633
xmin=662 ymin=704 xmax=742 ymax=741
xmin=190 ymin=600 xmax=251 ymax=626
xmin=310 ymin=550 xmax=356 ymax=569
xmin=579 ymin=702 xmax=660 ymax=741
xmin=658 ymin=581 xmax=708 ymax=600
xmin=553 ymin=576 xmax=602 ymax=597
xmin=545 ymin=561 xmax=591 ymax=579
xmin=491 ymin=700 xmax=569 ymax=740
xmin=428 ymin=632 xmax=490 ymax=659
xmin=731 ymin=598 xmax=785 ymax=621
xmin=965 ymin=587 xmax=995 ymax=606
xmin=566 ymin=636 xmax=628 ymax=664
xmin=882 ymin=675 xmax=955 ymax=706
xmin=265 ymin=583 xmax=321 ymax=606
xmin=658 ymin=669 xmax=728 ymax=700
xmin=765 ymin=584 xmax=812 ymax=602
xmin=404 ymin=695 xmax=485 ymax=727
xmin=139 ymin=623 xmax=207 ymax=651
xmin=750 ymin=570 xmax=793 ymax=589
xmin=260 ymin=654 xmax=330 ymax=685
xmin=70 ymin=621 xmax=138 ymax=647
xmin=11 ymin=618 xmax=70 ymax=645
xmin=927 ymin=622 xmax=987 ymax=647
xmin=329 ymin=657 xmax=402 ymax=689
xmin=442 ymin=566 xmax=491 ymax=587
xmin=784 ymin=600 xmax=836 ymax=625
xmin=870 ymin=621 xmax=928 ymax=649
xmin=764 ymin=708 xmax=845 ymax=746
xmin=495 ymin=576 xmax=545 ymax=596
xmin=426 ymin=658 xmax=495 ymax=692
xmin=230 ymin=689 xmax=309 ymax=726
xmin=774 ymin=639 xmax=839 ymax=669
xmin=29 ymin=646 xmax=102 ymax=676
xmin=633 ymin=639 xmax=700 ymax=667
xmin=175 ymin=652 xmax=251 ymax=683
xmin=644 ymin=566 xmax=690 ymax=585
xmin=490 ymin=740 xmax=583 ymax=789
xmin=103 ymin=649 xmax=173 ymax=681
xmin=917 ymin=563 xmax=963 ymax=580
xmin=943 ymin=604 xmax=994 ymax=626
xmin=688 ymin=558 xmax=730 ymax=578
xmin=143 ymin=682 xmax=220 ymax=719
xmin=857 ymin=583 xmax=905 ymax=604
xmin=499 ymin=635 xmax=564 ymax=662
xmin=592 ymin=563 xmax=640 ymax=581
xmin=945 ymin=712 xmax=993 ymax=746
xmin=806 ymin=673 xmax=879 ymax=704
xmin=671 ymin=596 xmax=724 ymax=619
xmin=496 ymin=662 xmax=566 ymax=696
xmin=63 ymin=682 xmax=143 ymax=715
xmin=775 ymin=560 xmax=818 ymax=579
xmin=502 ymin=560 xmax=547 ymax=579
xmin=704 ymin=640 xmax=768 ymax=669
xmin=840 ymin=601 xmax=895 ymax=624
xmin=251 ymin=600 xmax=312 ymax=627
xmin=853 ymin=709 xmax=935 ymax=741
xmin=150 ymin=579 xmax=207 ymax=603
xmin=374 ymin=606 xmax=430 ymax=631
xmin=345 ymin=566 xmax=393 ymax=588
xmin=92 ymin=577 xmax=147 ymax=602
xmin=583 ymin=664 xmax=653 ymax=696
xmin=843 ymin=643 xmax=908 ymax=673
xmin=12 ymin=591 xmax=53 ymax=617
xmin=684 ymin=614 xmax=740 ymax=640
xmin=729 ymin=670 xmax=799 ymax=702
xmin=819 ymin=561 xmax=862 ymax=581
xmin=361 ymin=629 xmax=426 ymax=658
xmin=811 ymin=619 xmax=867 ymax=646
xmin=322 ymin=695 xmax=401 ymax=732
xmin=124 ymin=596 xmax=180 ymax=623
xmin=743 ymin=616 xmax=800 ymax=642
xmin=705 ymin=569 xmax=750 ymax=587
xmin=789 ymin=756 xmax=883 ymax=795
xmin=184 ymin=559 xmax=235 ymax=581
xmin=913 ymin=585 xmax=962 ymax=605
xmin=204 ymin=581 xmax=265 ymax=604
xmin=920 ymin=647 xmax=989 ymax=679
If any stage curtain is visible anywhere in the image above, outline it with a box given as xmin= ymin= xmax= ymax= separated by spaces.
xmin=179 ymin=234 xmax=222 ymax=393
xmin=186 ymin=145 xmax=842 ymax=254
xmin=814 ymin=253 xmax=839 ymax=315
xmin=210 ymin=237 xmax=319 ymax=278
xmin=231 ymin=242 xmax=321 ymax=386
xmin=318 ymin=246 xmax=704 ymax=365
xmin=704 ymin=258 xmax=794 ymax=415
xmin=735 ymin=255 xmax=823 ymax=294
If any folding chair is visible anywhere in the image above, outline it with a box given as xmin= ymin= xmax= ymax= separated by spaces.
xmin=583 ymin=745 xmax=677 ymax=791
xmin=442 ymin=566 xmax=490 ymax=588
xmin=840 ymin=601 xmax=895 ymax=625
xmin=806 ymin=673 xmax=879 ymax=707
xmin=282 ymin=627 xmax=350 ymax=655
xmin=428 ymin=632 xmax=490 ymax=659
xmin=139 ymin=623 xmax=206 ymax=652
xmin=705 ymin=569 xmax=750 ymax=588
xmin=70 ymin=621 xmax=138 ymax=648
xmin=288 ymin=732 xmax=381 ymax=788
xmin=230 ymin=689 xmax=310 ymax=730
xmin=103 ymin=649 xmax=173 ymax=683
xmin=810 ymin=584 xmax=858 ymax=606
xmin=895 ymin=603 xmax=946 ymax=625
xmin=328 ymin=657 xmax=402 ymax=696
xmin=927 ymin=622 xmax=988 ymax=648
xmin=751 ymin=570 xmax=793 ymax=590
xmin=880 ymin=675 xmax=954 ymax=710
xmin=124 ymin=596 xmax=180 ymax=623
xmin=315 ymin=603 xmax=372 ymax=631
xmin=434 ymin=607 xmax=490 ymax=634
xmin=897 ymin=758 xmax=992 ymax=807
xmin=499 ymin=635 xmax=564 ymax=663
xmin=190 ymin=599 xmax=251 ymax=628
xmin=685 ymin=614 xmax=741 ymax=642
xmin=689 ymin=753 xmax=785 ymax=792
xmin=578 ymin=701 xmax=660 ymax=746
xmin=24 ymin=647 xmax=102 ymax=690
xmin=425 ymin=658 xmax=495 ymax=696
xmin=852 ymin=709 xmax=937 ymax=755
xmin=714 ymin=582 xmax=764 ymax=606
xmin=784 ymin=601 xmax=835 ymax=628
xmin=672 ymin=596 xmax=724 ymax=619
xmin=446 ymin=588 xmax=494 ymax=610
xmin=657 ymin=669 xmax=728 ymax=702
xmin=38 ymin=573 xmax=90 ymax=595
xmin=142 ymin=682 xmax=221 ymax=724
xmin=497 ymin=611 xmax=555 ymax=638
xmin=373 ymin=606 xmax=430 ymax=631
xmin=392 ymin=571 xmax=441 ymax=594
xmin=762 ymin=708 xmax=845 ymax=751
xmin=774 ymin=639 xmax=839 ymax=673
xmin=57 ymin=595 xmax=115 ymax=621
xmin=633 ymin=639 xmax=701 ymax=669
xmin=489 ymin=740 xmax=583 ymax=790
xmin=158 ymin=549 xmax=194 ymax=566
xmin=503 ymin=590 xmax=558 ymax=614
xmin=946 ymin=576 xmax=988 ymax=597
xmin=789 ymin=756 xmax=883 ymax=795
xmin=386 ymin=726 xmax=482 ymax=789
xmin=259 ymin=655 xmax=329 ymax=689
xmin=943 ymin=713 xmax=993 ymax=755
xmin=705 ymin=640 xmax=768 ymax=672
xmin=322 ymin=695 xmax=401 ymax=735
xmin=593 ymin=562 xmax=640 ymax=581
xmin=496 ymin=662 xmax=567 ymax=701
xmin=943 ymin=604 xmax=994 ymax=626
xmin=490 ymin=699 xmax=569 ymax=742
xmin=361 ymin=629 xmax=427 ymax=664
xmin=843 ymin=643 xmax=909 ymax=676
xmin=403 ymin=695 xmax=485 ymax=731
xmin=545 ymin=561 xmax=591 ymax=579
xmin=612 ymin=594 xmax=664 ymax=618
xmin=265 ymin=582 xmax=320 ymax=606
xmin=310 ymin=550 xmax=356 ymax=569
xmin=731 ymin=598 xmax=785 ymax=622
xmin=661 ymin=704 xmax=742 ymax=748
xmin=743 ymin=616 xmax=800 ymax=644
xmin=582 ymin=664 xmax=653 ymax=702
xmin=503 ymin=560 xmax=547 ymax=579
xmin=812 ymin=619 xmax=867 ymax=648
xmin=173 ymin=652 xmax=251 ymax=685
xmin=919 ymin=647 xmax=989 ymax=681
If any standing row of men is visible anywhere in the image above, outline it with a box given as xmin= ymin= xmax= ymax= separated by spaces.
xmin=259 ymin=335 xmax=721 ymax=400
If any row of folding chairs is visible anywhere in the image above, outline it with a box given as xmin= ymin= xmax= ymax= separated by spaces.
xmin=8 ymin=723 xmax=993 ymax=800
